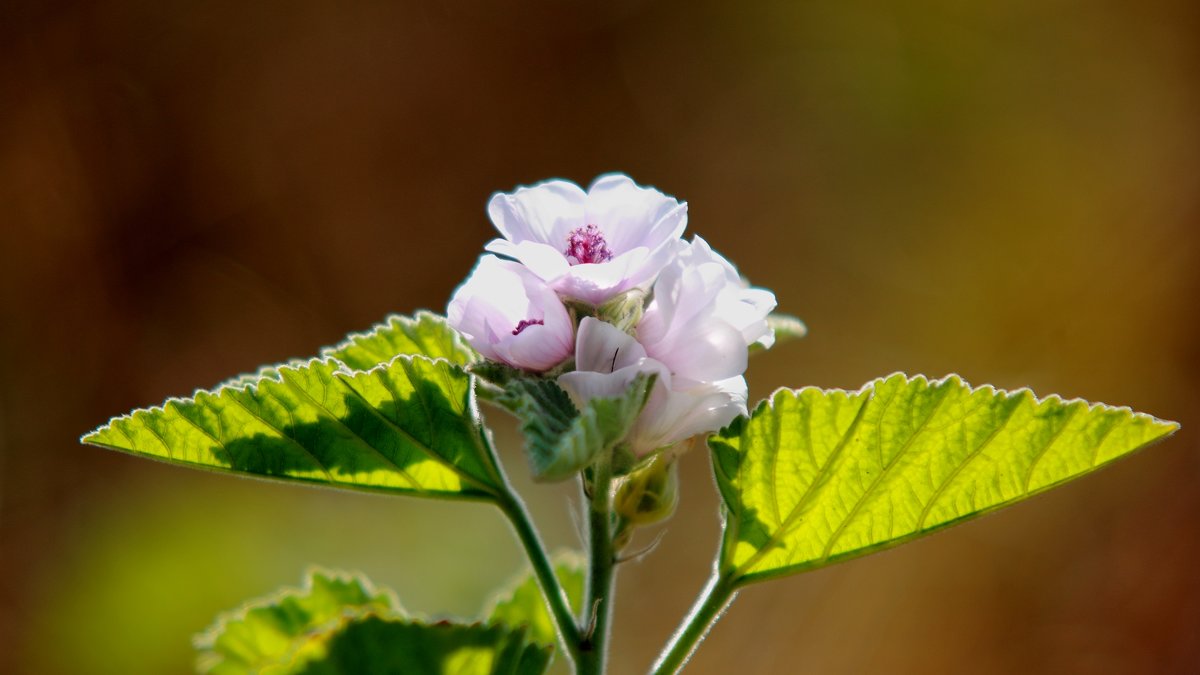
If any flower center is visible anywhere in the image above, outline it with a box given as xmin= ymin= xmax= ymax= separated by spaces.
xmin=564 ymin=224 xmax=614 ymax=265
xmin=512 ymin=319 xmax=544 ymax=336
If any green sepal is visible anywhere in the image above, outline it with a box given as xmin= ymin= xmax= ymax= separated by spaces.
xmin=497 ymin=373 xmax=655 ymax=482
xmin=750 ymin=312 xmax=807 ymax=355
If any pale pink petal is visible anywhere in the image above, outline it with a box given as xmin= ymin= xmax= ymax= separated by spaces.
xmin=487 ymin=180 xmax=586 ymax=245
xmin=498 ymin=323 xmax=572 ymax=372
xmin=650 ymin=318 xmax=747 ymax=386
xmin=573 ymin=317 xmax=647 ymax=373
xmin=633 ymin=376 xmax=747 ymax=453
xmin=446 ymin=255 xmax=573 ymax=372
xmin=585 ymin=174 xmax=686 ymax=253
xmin=557 ymin=365 xmax=644 ymax=410
xmin=485 ymin=239 xmax=574 ymax=284
xmin=553 ymin=248 xmax=651 ymax=304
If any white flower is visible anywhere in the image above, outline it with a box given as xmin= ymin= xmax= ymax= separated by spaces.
xmin=447 ymin=256 xmax=574 ymax=372
xmin=485 ymin=174 xmax=688 ymax=305
xmin=636 ymin=236 xmax=777 ymax=387
xmin=558 ymin=318 xmax=747 ymax=456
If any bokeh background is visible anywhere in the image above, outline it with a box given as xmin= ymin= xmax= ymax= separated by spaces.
xmin=2 ymin=1 xmax=1198 ymax=673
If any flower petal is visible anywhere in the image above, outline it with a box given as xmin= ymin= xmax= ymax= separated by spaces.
xmin=585 ymin=174 xmax=687 ymax=253
xmin=446 ymin=255 xmax=573 ymax=371
xmin=573 ymin=317 xmax=647 ymax=373
xmin=488 ymin=179 xmax=586 ymax=245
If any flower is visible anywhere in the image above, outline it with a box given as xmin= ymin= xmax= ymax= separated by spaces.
xmin=447 ymin=255 xmax=574 ymax=372
xmin=636 ymin=236 xmax=777 ymax=387
xmin=557 ymin=318 xmax=747 ymax=455
xmin=485 ymin=174 xmax=688 ymax=306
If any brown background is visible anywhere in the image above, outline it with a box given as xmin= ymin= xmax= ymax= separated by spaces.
xmin=2 ymin=1 xmax=1198 ymax=673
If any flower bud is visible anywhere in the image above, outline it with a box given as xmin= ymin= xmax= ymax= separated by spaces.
xmin=614 ymin=453 xmax=680 ymax=526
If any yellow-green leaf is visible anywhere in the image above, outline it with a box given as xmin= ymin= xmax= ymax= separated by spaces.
xmin=196 ymin=570 xmax=399 ymax=675
xmin=324 ymin=310 xmax=478 ymax=371
xmin=711 ymin=373 xmax=1179 ymax=585
xmin=83 ymin=355 xmax=501 ymax=500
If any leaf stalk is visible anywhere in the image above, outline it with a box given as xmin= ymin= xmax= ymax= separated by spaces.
xmin=650 ymin=571 xmax=737 ymax=674
xmin=497 ymin=490 xmax=585 ymax=668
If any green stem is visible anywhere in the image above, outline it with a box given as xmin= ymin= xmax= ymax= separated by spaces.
xmin=650 ymin=572 xmax=737 ymax=674
xmin=579 ymin=456 xmax=616 ymax=675
xmin=497 ymin=490 xmax=584 ymax=668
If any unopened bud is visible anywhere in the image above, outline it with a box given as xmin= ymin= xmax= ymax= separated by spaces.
xmin=596 ymin=288 xmax=647 ymax=334
xmin=614 ymin=453 xmax=680 ymax=526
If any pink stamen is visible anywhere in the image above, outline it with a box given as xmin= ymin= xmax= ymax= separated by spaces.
xmin=512 ymin=319 xmax=544 ymax=336
xmin=565 ymin=224 xmax=614 ymax=265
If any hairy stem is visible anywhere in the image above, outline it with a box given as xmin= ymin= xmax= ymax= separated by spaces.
xmin=650 ymin=572 xmax=737 ymax=674
xmin=497 ymin=491 xmax=585 ymax=668
xmin=579 ymin=455 xmax=616 ymax=675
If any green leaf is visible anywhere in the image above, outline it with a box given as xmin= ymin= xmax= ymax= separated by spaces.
xmin=497 ymin=373 xmax=655 ymax=482
xmin=324 ymin=311 xmax=478 ymax=371
xmin=296 ymin=617 xmax=551 ymax=675
xmin=711 ymin=373 xmax=1179 ymax=585
xmin=196 ymin=569 xmax=400 ymax=675
xmin=82 ymin=355 xmax=503 ymax=500
xmin=484 ymin=551 xmax=586 ymax=648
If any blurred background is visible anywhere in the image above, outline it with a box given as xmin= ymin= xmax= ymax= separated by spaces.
xmin=2 ymin=1 xmax=1198 ymax=673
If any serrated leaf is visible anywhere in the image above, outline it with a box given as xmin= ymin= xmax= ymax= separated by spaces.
xmin=196 ymin=570 xmax=400 ymax=675
xmin=711 ymin=373 xmax=1179 ymax=585
xmin=498 ymin=374 xmax=654 ymax=482
xmin=484 ymin=552 xmax=586 ymax=648
xmin=296 ymin=617 xmax=552 ymax=675
xmin=83 ymin=355 xmax=503 ymax=500
xmin=323 ymin=311 xmax=478 ymax=371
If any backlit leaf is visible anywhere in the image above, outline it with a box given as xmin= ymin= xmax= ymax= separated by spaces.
xmin=83 ymin=355 xmax=502 ymax=500
xmin=711 ymin=373 xmax=1179 ymax=584
xmin=484 ymin=552 xmax=586 ymax=648
xmin=196 ymin=570 xmax=399 ymax=675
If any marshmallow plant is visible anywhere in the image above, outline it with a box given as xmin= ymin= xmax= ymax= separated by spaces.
xmin=85 ymin=175 xmax=1178 ymax=675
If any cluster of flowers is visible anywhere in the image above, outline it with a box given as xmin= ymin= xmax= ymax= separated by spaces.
xmin=448 ymin=174 xmax=776 ymax=458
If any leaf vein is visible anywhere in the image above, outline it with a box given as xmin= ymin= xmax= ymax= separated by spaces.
xmin=820 ymin=381 xmax=953 ymax=561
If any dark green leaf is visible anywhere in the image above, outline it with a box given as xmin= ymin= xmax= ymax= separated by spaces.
xmin=296 ymin=617 xmax=552 ymax=675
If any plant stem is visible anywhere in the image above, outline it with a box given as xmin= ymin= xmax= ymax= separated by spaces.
xmin=579 ymin=455 xmax=616 ymax=675
xmin=650 ymin=572 xmax=737 ymax=674
xmin=497 ymin=491 xmax=584 ymax=668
